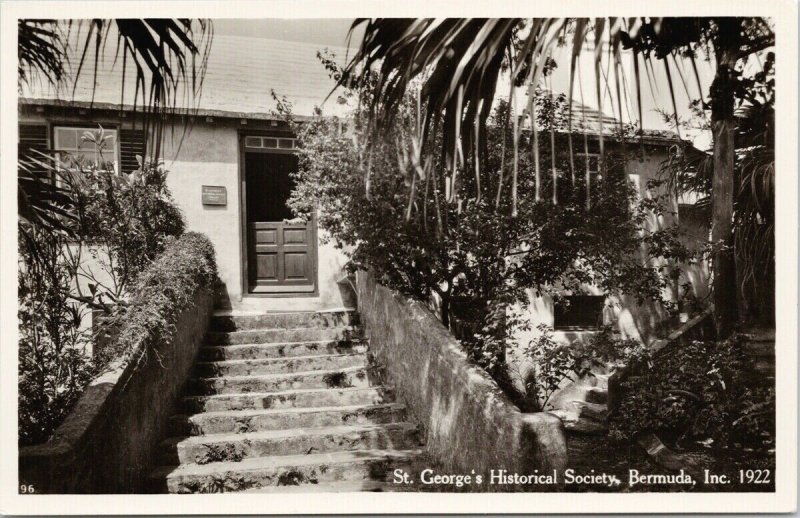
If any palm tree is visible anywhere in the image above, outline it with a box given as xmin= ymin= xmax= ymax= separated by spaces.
xmin=342 ymin=17 xmax=774 ymax=339
xmin=17 ymin=19 xmax=213 ymax=236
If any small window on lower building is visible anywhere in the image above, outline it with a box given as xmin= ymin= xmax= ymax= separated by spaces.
xmin=554 ymin=295 xmax=605 ymax=331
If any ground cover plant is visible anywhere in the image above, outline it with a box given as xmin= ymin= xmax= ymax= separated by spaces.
xmin=609 ymin=334 xmax=775 ymax=451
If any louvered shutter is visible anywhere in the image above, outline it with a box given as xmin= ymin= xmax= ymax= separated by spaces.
xmin=18 ymin=123 xmax=50 ymax=177
xmin=119 ymin=129 xmax=145 ymax=173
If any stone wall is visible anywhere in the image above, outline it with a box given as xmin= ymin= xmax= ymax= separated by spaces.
xmin=18 ymin=288 xmax=214 ymax=494
xmin=356 ymin=270 xmax=567 ymax=482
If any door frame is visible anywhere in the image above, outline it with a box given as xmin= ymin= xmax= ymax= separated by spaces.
xmin=238 ymin=129 xmax=318 ymax=297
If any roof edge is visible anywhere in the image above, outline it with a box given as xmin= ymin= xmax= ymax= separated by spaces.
xmin=19 ymin=97 xmax=317 ymax=123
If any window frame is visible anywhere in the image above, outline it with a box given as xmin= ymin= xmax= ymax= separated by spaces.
xmin=553 ymin=294 xmax=606 ymax=331
xmin=576 ymin=152 xmax=602 ymax=180
xmin=53 ymin=125 xmax=120 ymax=174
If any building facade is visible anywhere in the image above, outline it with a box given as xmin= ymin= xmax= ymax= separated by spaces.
xmin=18 ymin=32 xmax=708 ymax=340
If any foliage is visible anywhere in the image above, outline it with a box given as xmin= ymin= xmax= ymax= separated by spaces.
xmin=290 ymin=56 xmax=691 ymax=400
xmin=25 ymin=126 xmax=186 ymax=311
xmin=18 ymin=128 xmax=191 ymax=445
xmin=608 ymin=335 xmax=775 ymax=450
xmin=17 ymin=18 xmax=213 ymax=235
xmin=67 ymin=129 xmax=186 ymax=307
xmin=520 ymin=325 xmax=590 ymax=410
xmin=342 ymin=17 xmax=774 ymax=338
xmin=513 ymin=325 xmax=647 ymax=411
xmin=18 ymin=226 xmax=95 ymax=446
xmin=291 ymin=58 xmax=690 ymax=327
xmin=97 ymin=232 xmax=217 ymax=366
xmin=341 ymin=18 xmax=773 ymax=203
xmin=661 ymin=51 xmax=775 ymax=323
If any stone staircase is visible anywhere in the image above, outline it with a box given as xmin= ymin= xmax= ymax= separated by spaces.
xmin=742 ymin=326 xmax=775 ymax=380
xmin=148 ymin=309 xmax=424 ymax=493
xmin=550 ymin=375 xmax=611 ymax=436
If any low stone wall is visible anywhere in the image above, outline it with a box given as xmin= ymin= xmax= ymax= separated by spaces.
xmin=19 ymin=288 xmax=214 ymax=493
xmin=356 ymin=270 xmax=567 ymax=484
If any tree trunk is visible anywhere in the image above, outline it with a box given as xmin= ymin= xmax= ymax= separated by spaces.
xmin=440 ymin=291 xmax=450 ymax=328
xmin=710 ymin=40 xmax=740 ymax=340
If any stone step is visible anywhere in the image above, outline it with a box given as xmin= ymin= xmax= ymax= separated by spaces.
xmin=753 ymin=359 xmax=776 ymax=377
xmin=549 ymin=409 xmax=608 ymax=435
xmin=188 ymin=366 xmax=376 ymax=396
xmin=169 ymin=403 xmax=407 ymax=435
xmin=571 ymin=400 xmax=608 ymax=421
xmin=210 ymin=310 xmax=358 ymax=332
xmin=742 ymin=328 xmax=775 ymax=342
xmin=743 ymin=340 xmax=775 ymax=358
xmin=206 ymin=326 xmax=361 ymax=346
xmin=243 ymin=480 xmax=395 ymax=492
xmin=160 ymin=422 xmax=422 ymax=465
xmin=150 ymin=448 xmax=423 ymax=493
xmin=194 ymin=353 xmax=368 ymax=377
xmin=183 ymin=387 xmax=394 ymax=413
xmin=564 ymin=417 xmax=608 ymax=435
xmin=198 ymin=340 xmax=367 ymax=361
xmin=584 ymin=387 xmax=608 ymax=405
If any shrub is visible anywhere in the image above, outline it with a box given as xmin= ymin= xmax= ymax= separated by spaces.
xmin=289 ymin=54 xmax=691 ymax=399
xmin=18 ymin=226 xmax=95 ymax=446
xmin=97 ymin=232 xmax=217 ymax=365
xmin=66 ymin=148 xmax=186 ymax=307
xmin=18 ymin=128 xmax=188 ymax=445
xmin=608 ymin=335 xmax=775 ymax=450
xmin=510 ymin=325 xmax=647 ymax=411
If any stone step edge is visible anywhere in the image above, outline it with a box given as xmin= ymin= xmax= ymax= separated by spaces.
xmin=207 ymin=325 xmax=361 ymax=336
xmin=161 ymin=421 xmax=419 ymax=449
xmin=194 ymin=352 xmax=367 ymax=368
xmin=191 ymin=365 xmax=371 ymax=384
xmin=183 ymin=385 xmax=392 ymax=404
xmin=241 ymin=479 xmax=393 ymax=493
xmin=170 ymin=402 xmax=406 ymax=423
xmin=200 ymin=339 xmax=367 ymax=350
xmin=152 ymin=448 xmax=425 ymax=479
xmin=211 ymin=309 xmax=357 ymax=318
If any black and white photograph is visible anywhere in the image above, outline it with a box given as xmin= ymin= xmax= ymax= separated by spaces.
xmin=0 ymin=1 xmax=796 ymax=514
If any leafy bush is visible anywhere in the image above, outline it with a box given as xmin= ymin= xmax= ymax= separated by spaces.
xmin=63 ymin=135 xmax=185 ymax=308
xmin=18 ymin=226 xmax=95 ymax=446
xmin=97 ymin=232 xmax=217 ymax=365
xmin=18 ymin=127 xmax=187 ymax=445
xmin=510 ymin=325 xmax=647 ymax=411
xmin=608 ymin=335 xmax=775 ymax=450
xmin=289 ymin=54 xmax=691 ymax=398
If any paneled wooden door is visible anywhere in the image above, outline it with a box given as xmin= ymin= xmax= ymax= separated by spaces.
xmin=243 ymin=146 xmax=316 ymax=294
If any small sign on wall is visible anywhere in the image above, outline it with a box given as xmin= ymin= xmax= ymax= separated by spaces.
xmin=202 ymin=185 xmax=227 ymax=206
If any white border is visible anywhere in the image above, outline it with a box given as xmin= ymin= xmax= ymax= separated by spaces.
xmin=1 ymin=0 xmax=796 ymax=514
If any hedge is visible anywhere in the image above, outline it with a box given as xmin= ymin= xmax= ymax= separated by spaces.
xmin=98 ymin=232 xmax=217 ymax=364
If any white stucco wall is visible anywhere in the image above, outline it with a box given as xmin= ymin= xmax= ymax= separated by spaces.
xmin=162 ymin=121 xmax=350 ymax=311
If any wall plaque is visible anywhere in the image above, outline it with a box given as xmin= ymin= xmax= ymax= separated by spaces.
xmin=201 ymin=185 xmax=227 ymax=206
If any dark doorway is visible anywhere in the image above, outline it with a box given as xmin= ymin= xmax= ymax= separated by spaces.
xmin=243 ymin=148 xmax=316 ymax=294
xmin=245 ymin=153 xmax=296 ymax=221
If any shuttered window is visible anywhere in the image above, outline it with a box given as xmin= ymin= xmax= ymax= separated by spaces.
xmin=20 ymin=123 xmax=146 ymax=176
xmin=18 ymin=123 xmax=50 ymax=177
xmin=119 ymin=129 xmax=146 ymax=173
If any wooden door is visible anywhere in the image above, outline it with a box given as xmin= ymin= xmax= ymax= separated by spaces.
xmin=244 ymin=148 xmax=316 ymax=294
xmin=249 ymin=221 xmax=315 ymax=292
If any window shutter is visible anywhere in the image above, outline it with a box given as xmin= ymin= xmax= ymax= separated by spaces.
xmin=119 ymin=129 xmax=145 ymax=173
xmin=18 ymin=123 xmax=49 ymax=177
